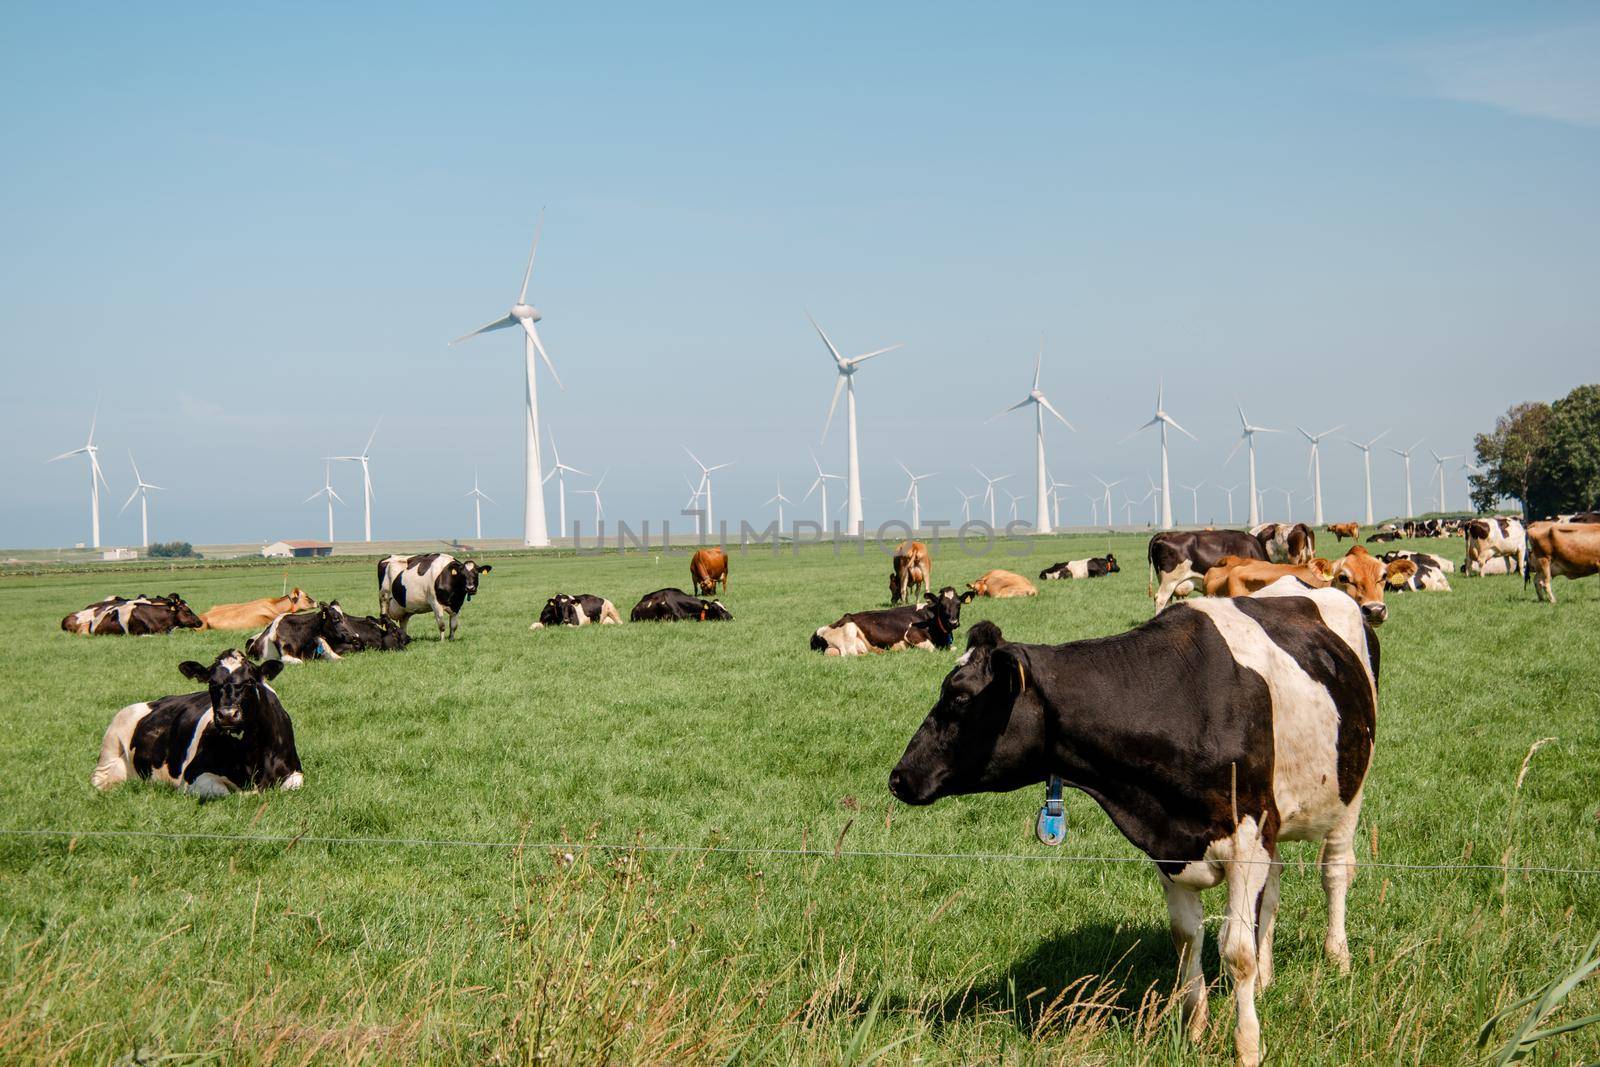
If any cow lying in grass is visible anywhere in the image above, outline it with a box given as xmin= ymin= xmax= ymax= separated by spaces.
xmin=1039 ymin=554 xmax=1119 ymax=581
xmin=966 ymin=569 xmax=1037 ymax=598
xmin=61 ymin=593 xmax=203 ymax=636
xmin=91 ymin=651 xmax=303 ymax=798
xmin=810 ymin=587 xmax=975 ymax=656
xmin=333 ymin=612 xmax=412 ymax=652
xmin=890 ymin=578 xmax=1380 ymax=1067
xmin=246 ymin=602 xmax=360 ymax=663
xmin=629 ymin=588 xmax=733 ymax=622
xmin=200 ymin=588 xmax=318 ymax=630
xmin=1203 ymin=557 xmax=1334 ymax=597
xmin=530 ymin=593 xmax=624 ymax=630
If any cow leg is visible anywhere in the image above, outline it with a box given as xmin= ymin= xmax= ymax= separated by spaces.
xmin=1536 ymin=559 xmax=1555 ymax=604
xmin=434 ymin=606 xmax=450 ymax=641
xmin=1319 ymin=797 xmax=1361 ymax=972
xmin=1255 ymin=854 xmax=1283 ymax=990
xmin=1220 ymin=821 xmax=1272 ymax=1067
xmin=186 ymin=773 xmax=234 ymax=800
xmin=1153 ymin=566 xmax=1192 ymax=612
xmin=314 ymin=637 xmax=342 ymax=661
xmin=1161 ymin=875 xmax=1209 ymax=1040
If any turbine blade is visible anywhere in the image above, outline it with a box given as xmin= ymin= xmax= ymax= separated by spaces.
xmin=48 ymin=447 xmax=86 ymax=462
xmin=480 ymin=491 xmax=497 ymax=505
xmin=304 ymin=489 xmax=324 ymax=504
xmin=803 ymin=478 xmax=821 ymax=501
xmin=328 ymin=487 xmax=345 ymax=505
xmin=1033 ymin=339 xmax=1043 ymax=391
xmin=519 ymin=209 xmax=544 ymax=305
xmin=120 ymin=487 xmax=140 ymax=514
xmin=1225 ymin=436 xmax=1245 ymax=465
xmin=451 ymin=314 xmax=518 ymax=345
xmin=128 ymin=452 xmax=142 ymax=484
xmin=1368 ymin=428 xmax=1390 ymax=447
xmin=806 ymin=312 xmax=846 ymax=366
xmin=523 ymin=321 xmax=563 ymax=389
xmin=1036 ymin=395 xmax=1073 ymax=430
xmin=90 ymin=451 xmax=110 ymax=492
xmin=845 ymin=343 xmax=902 ymax=366
xmin=821 ymin=374 xmax=845 ymax=441
xmin=1162 ymin=413 xmax=1196 ymax=440
xmin=364 ymin=418 xmax=381 ymax=455
xmin=990 ymin=396 xmax=1035 ymax=422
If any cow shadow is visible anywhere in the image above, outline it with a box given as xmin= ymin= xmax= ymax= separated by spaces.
xmin=894 ymin=919 xmax=1191 ymax=1035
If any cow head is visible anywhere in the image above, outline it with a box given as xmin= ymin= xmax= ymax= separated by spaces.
xmin=889 ymin=622 xmax=1043 ymax=806
xmin=178 ymin=651 xmax=284 ymax=733
xmin=375 ymin=615 xmax=411 ymax=649
xmin=319 ymin=601 xmax=360 ymax=647
xmin=1327 ymin=546 xmax=1411 ymax=625
xmin=700 ymin=599 xmax=733 ymax=621
xmin=1103 ymin=553 xmax=1120 ymax=573
xmin=965 ymin=577 xmax=990 ymax=598
xmin=921 ymin=586 xmax=976 ymax=640
xmin=537 ymin=594 xmax=582 ymax=628
xmin=160 ymin=595 xmax=204 ymax=630
xmin=286 ymin=588 xmax=318 ymax=612
xmin=461 ymin=561 xmax=491 ymax=598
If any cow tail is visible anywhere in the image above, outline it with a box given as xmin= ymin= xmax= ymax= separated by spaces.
xmin=1146 ymin=540 xmax=1157 ymax=600
xmin=1523 ymin=530 xmax=1531 ymax=586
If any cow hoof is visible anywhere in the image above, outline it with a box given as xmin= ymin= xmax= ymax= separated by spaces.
xmin=280 ymin=772 xmax=304 ymax=791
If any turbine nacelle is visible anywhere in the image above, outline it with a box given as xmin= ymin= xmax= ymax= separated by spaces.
xmin=511 ymin=303 xmax=542 ymax=323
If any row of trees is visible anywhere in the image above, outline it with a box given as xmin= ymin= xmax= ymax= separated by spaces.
xmin=1470 ymin=384 xmax=1600 ymax=518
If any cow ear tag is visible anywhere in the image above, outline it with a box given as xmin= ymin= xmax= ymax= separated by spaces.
xmin=1035 ymin=775 xmax=1067 ymax=846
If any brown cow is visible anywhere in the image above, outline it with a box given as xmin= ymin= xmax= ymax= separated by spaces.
xmin=1526 ymin=521 xmax=1600 ymax=603
xmin=1203 ymin=557 xmax=1334 ymax=598
xmin=690 ymin=547 xmax=728 ymax=596
xmin=890 ymin=541 xmax=931 ymax=604
xmin=200 ymin=588 xmax=319 ymax=631
xmin=1325 ymin=546 xmax=1413 ymax=626
xmin=1328 ymin=522 xmax=1360 ymax=542
xmin=966 ymin=569 xmax=1037 ymax=598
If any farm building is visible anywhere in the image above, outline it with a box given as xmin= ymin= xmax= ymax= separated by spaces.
xmin=261 ymin=540 xmax=333 ymax=559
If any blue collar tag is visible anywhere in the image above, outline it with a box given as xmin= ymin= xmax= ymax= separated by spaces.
xmin=1035 ymin=776 xmax=1067 ymax=846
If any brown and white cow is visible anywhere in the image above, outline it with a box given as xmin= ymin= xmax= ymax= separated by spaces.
xmin=1252 ymin=522 xmax=1316 ymax=565
xmin=1526 ymin=521 xmax=1600 ymax=603
xmin=1148 ymin=530 xmax=1270 ymax=611
xmin=889 ymin=541 xmax=931 ymax=604
xmin=1464 ymin=517 xmax=1526 ymax=576
xmin=690 ymin=547 xmax=729 ymax=597
xmin=200 ymin=588 xmax=318 ymax=631
xmin=1328 ymin=522 xmax=1360 ymax=542
xmin=966 ymin=569 xmax=1037 ymax=598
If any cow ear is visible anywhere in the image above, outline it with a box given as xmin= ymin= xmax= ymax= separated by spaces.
xmin=965 ymin=620 xmax=1003 ymax=649
xmin=959 ymin=590 xmax=977 ymax=604
xmin=988 ymin=645 xmax=1030 ymax=699
xmin=257 ymin=660 xmax=285 ymax=682
xmin=178 ymin=661 xmax=208 ymax=682
xmin=478 ymin=564 xmax=492 ymax=573
xmin=1385 ymin=559 xmax=1417 ymax=586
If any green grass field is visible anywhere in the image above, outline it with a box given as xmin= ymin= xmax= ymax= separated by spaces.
xmin=2 ymin=533 xmax=1598 ymax=1064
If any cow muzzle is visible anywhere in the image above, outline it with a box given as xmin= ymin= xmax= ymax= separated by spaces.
xmin=1360 ymin=601 xmax=1387 ymax=626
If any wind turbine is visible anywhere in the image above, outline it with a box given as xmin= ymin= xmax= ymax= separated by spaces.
xmin=1179 ymin=481 xmax=1205 ymax=525
xmin=328 ymin=420 xmax=380 ymax=542
xmin=1430 ymin=449 xmax=1462 ymax=512
xmin=305 ymin=462 xmax=345 ymax=544
xmin=1003 ymin=488 xmax=1028 ymax=524
xmin=898 ymin=461 xmax=936 ymax=531
xmin=1344 ymin=430 xmax=1390 ymax=526
xmin=1388 ymin=439 xmax=1424 ymax=519
xmin=451 ymin=210 xmax=563 ymax=548
xmin=803 ymin=450 xmax=842 ymax=529
xmin=119 ymin=452 xmax=164 ymax=549
xmin=684 ymin=448 xmax=732 ymax=533
xmin=764 ymin=477 xmax=792 ymax=532
xmin=1296 ymin=425 xmax=1343 ymax=526
xmin=810 ymin=313 xmax=902 ymax=536
xmin=1219 ymin=483 xmax=1241 ymax=525
xmin=1091 ymin=475 xmax=1122 ymax=528
xmin=1122 ymin=380 xmax=1195 ymax=530
xmin=682 ymin=475 xmax=705 ymax=536
xmin=1048 ymin=476 xmax=1073 ymax=528
xmin=463 ymin=469 xmax=496 ymax=540
xmin=1226 ymin=404 xmax=1281 ymax=527
xmin=1145 ymin=475 xmax=1160 ymax=525
xmin=574 ymin=469 xmax=607 ymax=529
xmin=972 ymin=466 xmax=1012 ymax=527
xmin=994 ymin=338 xmax=1073 ymax=533
xmin=542 ymin=428 xmax=586 ymax=538
xmin=1122 ymin=495 xmax=1139 ymax=526
xmin=957 ymin=487 xmax=980 ymax=522
xmin=48 ymin=408 xmax=110 ymax=548
xmin=1084 ymin=493 xmax=1101 ymax=527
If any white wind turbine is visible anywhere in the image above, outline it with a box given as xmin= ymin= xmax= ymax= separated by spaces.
xmin=764 ymin=478 xmax=792 ymax=532
xmin=803 ymin=450 xmax=843 ymax=529
xmin=682 ymin=475 xmax=706 ymax=536
xmin=1218 ymin=482 xmax=1241 ymax=525
xmin=898 ymin=461 xmax=936 ymax=531
xmin=1296 ymin=425 xmax=1343 ymax=526
xmin=957 ymin=487 xmax=980 ymax=522
xmin=994 ymin=339 xmax=1073 ymax=533
xmin=48 ymin=408 xmax=111 ymax=548
xmin=463 ymin=469 xmax=496 ymax=540
xmin=685 ymin=448 xmax=732 ymax=533
xmin=451 ymin=211 xmax=563 ymax=548
xmin=119 ymin=452 xmax=164 ymax=549
xmin=1145 ymin=475 xmax=1161 ymax=525
xmin=1122 ymin=380 xmax=1195 ymax=530
xmin=810 ymin=313 xmax=902 ymax=536
xmin=1122 ymin=494 xmax=1140 ymax=526
xmin=972 ymin=466 xmax=1012 ymax=527
xmin=1344 ymin=430 xmax=1390 ymax=526
xmin=305 ymin=462 xmax=345 ymax=544
xmin=1091 ymin=475 xmax=1122 ymax=528
xmin=1430 ymin=449 xmax=1462 ymax=512
xmin=1179 ymin=481 xmax=1205 ymax=525
xmin=1084 ymin=493 xmax=1101 ymax=527
xmin=574 ymin=469 xmax=607 ymax=529
xmin=1226 ymin=404 xmax=1281 ymax=527
xmin=1048 ymin=476 xmax=1073 ymax=528
xmin=543 ymin=428 xmax=586 ymax=538
xmin=328 ymin=420 xmax=380 ymax=542
xmin=1389 ymin=439 xmax=1424 ymax=519
xmin=1003 ymin=488 xmax=1028 ymax=523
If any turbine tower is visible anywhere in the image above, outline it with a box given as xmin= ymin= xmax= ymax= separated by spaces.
xmin=972 ymin=466 xmax=1012 ymax=527
xmin=1389 ymin=439 xmax=1424 ymax=519
xmin=1091 ymin=475 xmax=1122 ymax=528
xmin=1430 ymin=449 xmax=1462 ymax=512
xmin=463 ymin=470 xmax=496 ymax=540
xmin=543 ymin=428 xmax=586 ymax=538
xmin=305 ymin=462 xmax=345 ymax=544
xmin=1296 ymin=425 xmax=1343 ymax=526
xmin=574 ymin=469 xmax=607 ymax=529
xmin=1219 ymin=483 xmax=1241 ymax=525
xmin=1178 ymin=481 xmax=1205 ymax=525
xmin=810 ymin=313 xmax=902 ymax=536
xmin=1123 ymin=380 xmax=1195 ymax=530
xmin=119 ymin=453 xmax=164 ymax=549
xmin=1226 ymin=404 xmax=1280 ymax=527
xmin=48 ymin=408 xmax=110 ymax=548
xmin=1084 ymin=493 xmax=1101 ymax=527
xmin=764 ymin=478 xmax=792 ymax=532
xmin=328 ymin=420 xmax=380 ymax=542
xmin=898 ymin=461 xmax=936 ymax=531
xmin=957 ymin=487 xmax=979 ymax=522
xmin=1048 ymin=476 xmax=1073 ymax=528
xmin=684 ymin=448 xmax=732 ymax=534
xmin=451 ymin=211 xmax=563 ymax=548
xmin=994 ymin=338 xmax=1072 ymax=533
xmin=1344 ymin=430 xmax=1390 ymax=526
xmin=803 ymin=450 xmax=842 ymax=530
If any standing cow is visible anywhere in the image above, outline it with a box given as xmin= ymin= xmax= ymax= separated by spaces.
xmin=1463 ymin=517 xmax=1526 ymax=576
xmin=378 ymin=554 xmax=492 ymax=640
xmin=1526 ymin=521 xmax=1600 ymax=603
xmin=690 ymin=547 xmax=729 ymax=597
xmin=890 ymin=541 xmax=931 ymax=604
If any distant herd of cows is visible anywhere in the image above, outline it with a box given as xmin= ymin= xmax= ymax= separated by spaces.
xmin=57 ymin=515 xmax=1600 ymax=1066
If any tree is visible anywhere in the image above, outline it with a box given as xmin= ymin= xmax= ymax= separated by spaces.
xmin=1471 ymin=401 xmax=1550 ymax=514
xmin=1530 ymin=384 xmax=1600 ymax=517
xmin=147 ymin=541 xmax=199 ymax=558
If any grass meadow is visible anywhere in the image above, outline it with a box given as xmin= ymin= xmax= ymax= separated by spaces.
xmin=2 ymin=532 xmax=1598 ymax=1064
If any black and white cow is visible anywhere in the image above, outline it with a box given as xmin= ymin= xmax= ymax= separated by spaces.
xmin=91 ymin=650 xmax=303 ymax=798
xmin=1040 ymin=554 xmax=1120 ymax=581
xmin=377 ymin=554 xmax=492 ymax=640
xmin=629 ymin=588 xmax=732 ymax=622
xmin=332 ymin=612 xmax=412 ymax=653
xmin=889 ymin=580 xmax=1379 ymax=1067
xmin=1379 ymin=550 xmax=1454 ymax=592
xmin=62 ymin=593 xmax=203 ymax=636
xmin=1379 ymin=549 xmax=1455 ymax=574
xmin=530 ymin=593 xmax=624 ymax=630
xmin=1148 ymin=530 xmax=1268 ymax=611
xmin=246 ymin=601 xmax=360 ymax=663
xmin=810 ymin=586 xmax=976 ymax=656
xmin=1464 ymin=517 xmax=1526 ymax=576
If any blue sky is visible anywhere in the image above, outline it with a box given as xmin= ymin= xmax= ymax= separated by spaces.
xmin=3 ymin=4 xmax=1597 ymax=546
